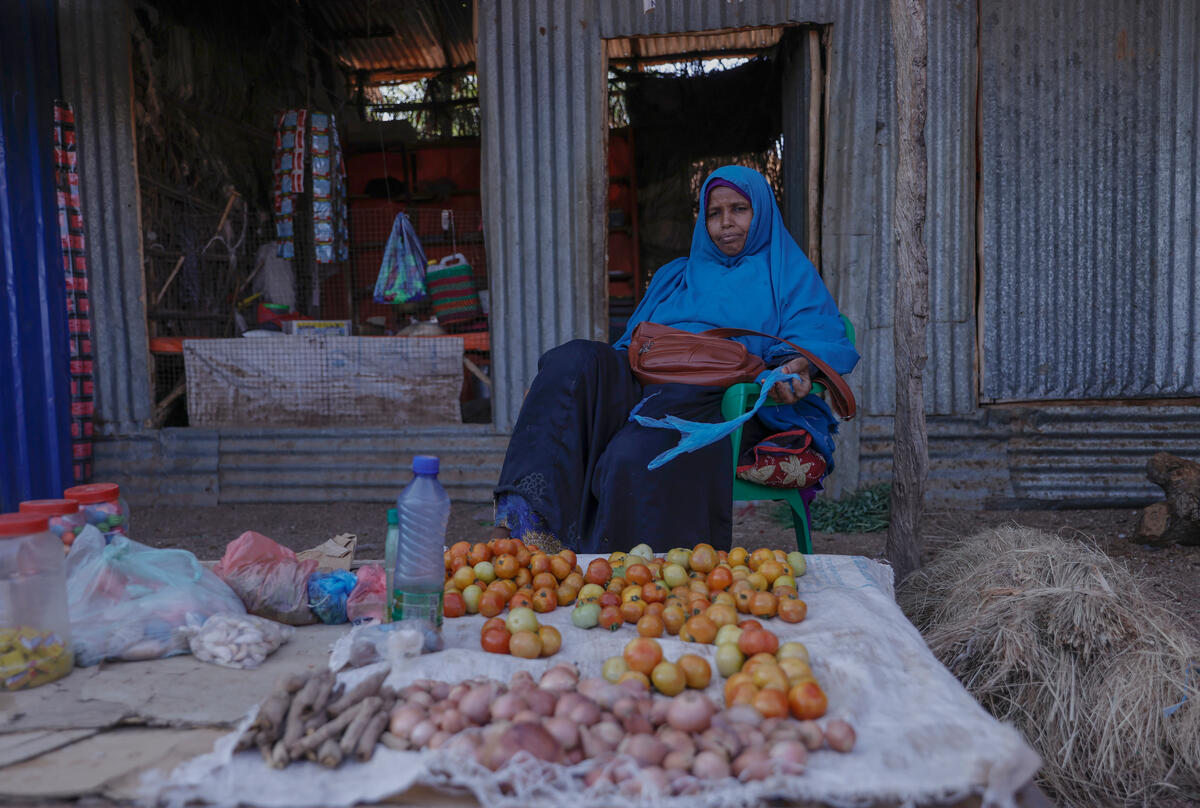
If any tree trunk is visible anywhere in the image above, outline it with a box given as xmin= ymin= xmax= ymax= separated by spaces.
xmin=885 ymin=0 xmax=930 ymax=582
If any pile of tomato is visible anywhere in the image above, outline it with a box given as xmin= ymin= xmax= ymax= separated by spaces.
xmin=442 ymin=539 xmax=584 ymax=618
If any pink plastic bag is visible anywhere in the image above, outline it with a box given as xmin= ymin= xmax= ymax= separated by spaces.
xmin=346 ymin=564 xmax=387 ymax=625
xmin=213 ymin=531 xmax=319 ymax=625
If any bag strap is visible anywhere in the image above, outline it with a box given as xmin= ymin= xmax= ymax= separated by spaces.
xmin=701 ymin=327 xmax=857 ymax=420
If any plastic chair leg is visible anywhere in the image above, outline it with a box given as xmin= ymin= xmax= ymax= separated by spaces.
xmin=789 ymin=497 xmax=814 ymax=554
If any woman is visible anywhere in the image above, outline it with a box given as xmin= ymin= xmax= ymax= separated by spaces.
xmin=491 ymin=166 xmax=859 ymax=554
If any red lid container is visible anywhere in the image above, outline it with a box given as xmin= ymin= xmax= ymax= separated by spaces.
xmin=0 ymin=513 xmax=51 ymax=537
xmin=19 ymin=499 xmax=80 ymax=516
xmin=63 ymin=483 xmax=121 ymax=505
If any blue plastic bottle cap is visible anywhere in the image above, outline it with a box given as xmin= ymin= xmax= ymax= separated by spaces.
xmin=412 ymin=455 xmax=440 ymax=475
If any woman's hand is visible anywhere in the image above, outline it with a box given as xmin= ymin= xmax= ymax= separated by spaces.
xmin=769 ymin=357 xmax=813 ymax=404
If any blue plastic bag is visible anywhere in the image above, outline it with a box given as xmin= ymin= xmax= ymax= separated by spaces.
xmin=373 ymin=212 xmax=428 ymax=304
xmin=307 ymin=569 xmax=358 ymax=624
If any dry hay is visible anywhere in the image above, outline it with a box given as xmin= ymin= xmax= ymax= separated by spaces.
xmin=898 ymin=525 xmax=1199 ymax=807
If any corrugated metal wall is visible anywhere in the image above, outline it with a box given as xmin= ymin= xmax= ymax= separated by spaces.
xmin=0 ymin=0 xmax=74 ymax=510
xmin=981 ymin=0 xmax=1200 ymax=401
xmin=57 ymin=0 xmax=151 ymax=435
xmin=477 ymin=0 xmax=609 ymax=431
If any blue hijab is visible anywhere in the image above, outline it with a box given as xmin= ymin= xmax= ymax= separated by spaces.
xmin=614 ymin=166 xmax=859 ymax=469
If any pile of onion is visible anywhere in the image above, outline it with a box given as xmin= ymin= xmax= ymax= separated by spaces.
xmin=381 ymin=663 xmax=857 ymax=796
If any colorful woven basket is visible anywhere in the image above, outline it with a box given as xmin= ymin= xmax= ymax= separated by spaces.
xmin=426 ymin=253 xmax=483 ymax=325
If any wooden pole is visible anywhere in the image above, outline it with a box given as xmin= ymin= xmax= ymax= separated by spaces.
xmin=886 ymin=0 xmax=930 ymax=582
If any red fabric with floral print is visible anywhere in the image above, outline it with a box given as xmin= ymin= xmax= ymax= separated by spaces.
xmin=736 ymin=429 xmax=827 ymax=489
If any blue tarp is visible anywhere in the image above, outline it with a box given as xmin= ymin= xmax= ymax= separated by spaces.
xmin=0 ymin=0 xmax=72 ymax=511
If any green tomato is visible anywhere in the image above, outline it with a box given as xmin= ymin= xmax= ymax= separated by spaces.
xmin=473 ymin=560 xmax=496 ymax=583
xmin=715 ymin=642 xmax=745 ymax=678
xmin=786 ymin=551 xmax=807 ymax=577
xmin=714 ymin=624 xmax=743 ymax=647
xmin=461 ymin=584 xmax=483 ymax=614
xmin=571 ymin=602 xmax=601 ymax=629
xmin=777 ymin=641 xmax=810 ymax=664
xmin=666 ymin=548 xmax=692 ymax=569
xmin=628 ymin=543 xmax=655 ymax=561
xmin=662 ymin=563 xmax=689 ymax=589
xmin=773 ymin=574 xmax=797 ymax=591
xmin=505 ymin=606 xmax=540 ymax=634
xmin=601 ymin=656 xmax=629 ymax=683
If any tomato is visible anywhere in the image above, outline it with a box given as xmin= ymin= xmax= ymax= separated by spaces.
xmin=676 ymin=654 xmax=712 ymax=689
xmin=727 ymin=682 xmax=760 ymax=707
xmin=572 ymin=602 xmax=601 ymax=629
xmin=773 ymin=585 xmax=799 ymax=600
xmin=557 ymin=548 xmax=577 ymax=568
xmin=494 ymin=553 xmax=519 ymax=579
xmin=715 ymin=624 xmax=743 ymax=647
xmin=749 ymin=591 xmax=779 ymax=618
xmin=479 ymin=590 xmax=506 ymax=618
xmin=751 ymin=663 xmax=790 ymax=692
xmin=577 ymin=583 xmax=605 ymax=604
xmin=778 ymin=657 xmax=814 ymax=683
xmin=727 ymin=547 xmax=748 ymax=567
xmin=451 ymin=565 xmax=476 ymax=590
xmin=450 ymin=540 xmax=471 ymax=556
xmin=443 ymin=591 xmax=466 ymax=618
xmin=461 ymin=584 xmax=483 ymax=614
xmin=599 ymin=591 xmax=622 ymax=609
xmin=563 ymin=572 xmax=584 ymax=591
xmin=738 ymin=627 xmax=780 ymax=657
xmin=515 ymin=547 xmax=532 ymax=568
xmin=688 ymin=578 xmax=710 ymax=596
xmin=468 ymin=542 xmax=492 ymax=566
xmin=538 ymin=625 xmax=562 ymax=656
xmin=606 ymin=577 xmax=626 ymax=594
xmin=758 ymin=560 xmax=786 ymax=584
xmin=753 ymin=687 xmax=790 ymax=718
xmin=621 ymin=585 xmax=644 ymax=603
xmin=509 ymin=629 xmax=543 ymax=659
xmin=710 ymin=591 xmax=736 ymax=609
xmin=662 ymin=605 xmax=686 ymax=635
xmin=617 ymin=670 xmax=651 ymax=691
xmin=644 ymin=601 xmax=665 ymax=618
xmin=686 ymin=598 xmax=710 ymax=617
xmin=532 ymin=587 xmax=558 ymax=613
xmin=662 ymin=563 xmax=689 ymax=588
xmin=716 ymin=642 xmax=745 ymax=677
xmin=585 ymin=558 xmax=613 ymax=586
xmin=529 ymin=571 xmax=556 ymax=592
xmin=683 ymin=615 xmax=717 ymax=644
xmin=748 ymin=548 xmax=773 ymax=571
xmin=625 ymin=563 xmax=652 ymax=587
xmin=528 ymin=553 xmax=550 ymax=576
xmin=724 ymin=671 xmax=754 ymax=703
xmin=556 ymin=583 xmax=577 ymax=606
xmin=734 ymin=589 xmax=754 ymax=614
xmin=602 ymin=656 xmax=628 ymax=683
xmin=481 ymin=627 xmax=511 ymax=654
xmin=623 ymin=637 xmax=664 ymax=675
xmin=636 ymin=614 xmax=664 ymax=638
xmin=650 ymin=661 xmax=686 ymax=696
xmin=509 ymin=591 xmax=533 ymax=611
xmin=549 ymin=556 xmax=572 ymax=581
xmin=777 ymin=641 xmax=810 ymax=663
xmin=491 ymin=538 xmax=515 ymax=556
xmin=777 ymin=597 xmax=808 ymax=623
xmin=641 ymin=581 xmax=667 ymax=604
xmin=598 ymin=605 xmax=624 ymax=631
xmin=620 ymin=600 xmax=646 ymax=624
xmin=706 ymin=566 xmax=733 ymax=592
xmin=737 ymin=618 xmax=763 ymax=631
xmin=448 ymin=551 xmax=469 ymax=572
xmin=787 ymin=680 xmax=828 ymax=720
xmin=689 ymin=543 xmax=718 ymax=574
xmin=704 ymin=603 xmax=738 ymax=629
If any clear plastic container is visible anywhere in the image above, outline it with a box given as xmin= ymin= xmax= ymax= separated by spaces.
xmin=64 ymin=483 xmax=130 ymax=541
xmin=392 ymin=456 xmax=450 ymax=634
xmin=18 ymin=499 xmax=87 ymax=549
xmin=384 ymin=508 xmax=399 ymax=623
xmin=0 ymin=513 xmax=74 ymax=690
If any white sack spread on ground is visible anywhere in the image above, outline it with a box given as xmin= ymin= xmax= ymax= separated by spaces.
xmin=146 ymin=554 xmax=1040 ymax=808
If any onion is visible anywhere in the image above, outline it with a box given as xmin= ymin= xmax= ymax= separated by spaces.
xmin=796 ymin=720 xmax=824 ymax=750
xmin=697 ymin=727 xmax=740 ymax=759
xmin=389 ymin=704 xmax=425 ymax=739
xmin=824 ymin=719 xmax=857 ymax=753
xmin=411 ymin=678 xmax=436 ymax=691
xmin=622 ymin=712 xmax=653 ymax=735
xmin=448 ymin=683 xmax=469 ymax=703
xmin=577 ymin=678 xmax=623 ymax=710
xmin=436 ymin=709 xmax=466 ymax=734
xmin=512 ymin=709 xmax=541 ymax=723
xmin=409 ymin=719 xmax=437 ymax=747
xmin=619 ymin=765 xmax=668 ymax=795
xmin=649 ymin=698 xmax=672 ymax=727
xmin=661 ymin=748 xmax=695 ymax=771
xmin=758 ymin=716 xmax=783 ymax=736
xmin=721 ymin=705 xmax=763 ymax=728
xmin=612 ymin=697 xmax=639 ymax=721
xmin=581 ymin=721 xmax=622 ymax=757
xmin=481 ymin=721 xmax=562 ymax=770
xmin=655 ymin=727 xmax=695 ymax=753
xmin=617 ymin=734 xmax=668 ymax=767
xmin=732 ymin=725 xmax=764 ymax=752
xmin=669 ymin=772 xmax=702 ymax=795
xmin=733 ymin=749 xmax=773 ymax=781
xmin=691 ymin=749 xmax=730 ymax=780
xmin=459 ymin=684 xmax=495 ymax=725
xmin=768 ymin=739 xmax=808 ymax=770
xmin=543 ymin=716 xmax=579 ymax=750
xmin=617 ymin=676 xmax=649 ymax=694
xmin=568 ymin=699 xmax=601 ymax=726
xmin=427 ymin=730 xmax=452 ymax=749
xmin=539 ymin=664 xmax=579 ymax=691
xmin=405 ymin=689 xmax=434 ymax=708
xmin=509 ymin=670 xmax=536 ymax=692
xmin=490 ymin=693 xmax=527 ymax=722
xmin=525 ymin=688 xmax=557 ymax=717
xmin=666 ymin=692 xmax=716 ymax=733
xmin=583 ymin=757 xmax=614 ymax=788
xmin=430 ymin=681 xmax=452 ymax=701
xmin=565 ymin=748 xmax=584 ymax=765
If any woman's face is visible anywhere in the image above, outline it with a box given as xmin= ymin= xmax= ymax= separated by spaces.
xmin=705 ymin=185 xmax=754 ymax=256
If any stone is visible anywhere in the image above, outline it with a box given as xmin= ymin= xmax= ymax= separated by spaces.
xmin=1133 ymin=501 xmax=1171 ymax=545
xmin=1143 ymin=452 xmax=1200 ymax=546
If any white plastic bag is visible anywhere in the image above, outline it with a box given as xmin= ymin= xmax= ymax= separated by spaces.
xmin=66 ymin=527 xmax=246 ymax=665
xmin=183 ymin=613 xmax=294 ymax=669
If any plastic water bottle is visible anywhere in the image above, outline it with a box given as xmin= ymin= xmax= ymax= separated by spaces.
xmin=392 ymin=456 xmax=451 ymax=636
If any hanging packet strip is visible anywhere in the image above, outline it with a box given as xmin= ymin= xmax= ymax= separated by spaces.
xmin=629 ymin=368 xmax=803 ymax=470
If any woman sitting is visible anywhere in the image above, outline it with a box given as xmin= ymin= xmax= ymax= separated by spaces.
xmin=491 ymin=165 xmax=859 ymax=554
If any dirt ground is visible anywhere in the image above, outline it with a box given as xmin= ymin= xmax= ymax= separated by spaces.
xmin=137 ymin=500 xmax=1199 ymax=640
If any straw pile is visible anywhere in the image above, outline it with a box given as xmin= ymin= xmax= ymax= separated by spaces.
xmin=898 ymin=525 xmax=1199 ymax=807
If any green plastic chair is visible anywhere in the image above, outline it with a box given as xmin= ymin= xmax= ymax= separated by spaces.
xmin=721 ymin=315 xmax=856 ymax=553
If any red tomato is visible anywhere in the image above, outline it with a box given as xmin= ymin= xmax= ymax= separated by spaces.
xmin=481 ymin=627 xmax=511 ymax=654
xmin=777 ymin=598 xmax=808 ymax=623
xmin=585 ymin=558 xmax=612 ymax=586
xmin=598 ymin=605 xmax=623 ymax=631
xmin=788 ymin=680 xmax=828 ymax=720
xmin=623 ymin=637 xmax=664 ymax=675
xmin=443 ymin=591 xmax=466 ymax=618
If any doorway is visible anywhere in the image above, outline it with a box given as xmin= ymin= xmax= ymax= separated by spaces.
xmin=602 ymin=25 xmax=831 ymax=340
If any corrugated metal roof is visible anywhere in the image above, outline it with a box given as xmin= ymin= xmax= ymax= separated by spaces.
xmin=307 ymin=0 xmax=476 ymax=80
xmin=980 ymin=0 xmax=1200 ymax=401
xmin=604 ymin=27 xmax=784 ymax=62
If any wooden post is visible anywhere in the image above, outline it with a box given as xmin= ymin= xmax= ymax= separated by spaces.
xmin=886 ymin=0 xmax=930 ymax=582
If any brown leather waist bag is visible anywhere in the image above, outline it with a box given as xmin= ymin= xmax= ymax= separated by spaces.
xmin=627 ymin=321 xmax=856 ymax=420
